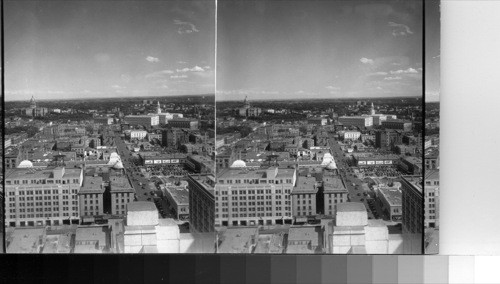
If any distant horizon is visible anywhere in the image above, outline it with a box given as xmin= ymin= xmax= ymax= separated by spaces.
xmin=216 ymin=94 xmax=422 ymax=103
xmin=5 ymin=93 xmax=215 ymax=103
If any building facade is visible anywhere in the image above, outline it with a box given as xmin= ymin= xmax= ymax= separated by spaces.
xmin=338 ymin=116 xmax=373 ymax=128
xmin=5 ymin=167 xmax=83 ymax=227
xmin=187 ymin=174 xmax=216 ymax=233
xmin=124 ymin=115 xmax=159 ymax=127
xmin=215 ymin=167 xmax=296 ymax=227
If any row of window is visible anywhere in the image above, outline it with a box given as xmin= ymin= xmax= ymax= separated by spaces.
xmin=9 ymin=212 xmax=78 ymax=219
xmin=218 ymin=179 xmax=293 ymax=185
xmin=216 ymin=212 xmax=290 ymax=218
xmin=217 ymin=206 xmax=290 ymax=212
xmin=7 ymin=179 xmax=80 ymax=185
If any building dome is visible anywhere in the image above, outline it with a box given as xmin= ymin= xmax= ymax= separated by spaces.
xmin=325 ymin=160 xmax=338 ymax=170
xmin=230 ymin=160 xmax=247 ymax=168
xmin=18 ymin=160 xmax=34 ymax=168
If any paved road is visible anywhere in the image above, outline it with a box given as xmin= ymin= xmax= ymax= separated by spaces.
xmin=329 ymin=139 xmax=381 ymax=219
xmin=113 ymin=134 xmax=156 ymax=202
xmin=113 ymin=134 xmax=177 ymax=220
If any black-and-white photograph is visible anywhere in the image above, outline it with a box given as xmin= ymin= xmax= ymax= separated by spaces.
xmin=4 ymin=0 xmax=216 ymax=253
xmin=215 ymin=0 xmax=424 ymax=254
xmin=424 ymin=0 xmax=440 ymax=255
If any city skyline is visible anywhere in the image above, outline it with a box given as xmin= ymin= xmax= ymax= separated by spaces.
xmin=4 ymin=1 xmax=215 ymax=101
xmin=217 ymin=0 xmax=424 ymax=101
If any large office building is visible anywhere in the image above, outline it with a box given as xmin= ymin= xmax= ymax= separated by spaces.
xmin=78 ymin=175 xmax=105 ymax=218
xmin=338 ymin=116 xmax=373 ymax=129
xmin=291 ymin=176 xmax=318 ymax=221
xmin=5 ymin=167 xmax=83 ymax=227
xmin=109 ymin=175 xmax=135 ymax=216
xmin=400 ymin=175 xmax=423 ymax=254
xmin=322 ymin=173 xmax=349 ymax=216
xmin=167 ymin=118 xmax=199 ymax=130
xmin=124 ymin=115 xmax=159 ymax=127
xmin=187 ymin=174 xmax=216 ymax=233
xmin=381 ymin=119 xmax=412 ymax=131
xmin=424 ymin=170 xmax=439 ymax=229
xmin=215 ymin=167 xmax=297 ymax=227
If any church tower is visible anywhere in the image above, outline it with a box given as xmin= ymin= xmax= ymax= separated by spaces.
xmin=370 ymin=102 xmax=376 ymax=115
xmin=30 ymin=95 xmax=37 ymax=109
xmin=157 ymin=101 xmax=162 ymax=114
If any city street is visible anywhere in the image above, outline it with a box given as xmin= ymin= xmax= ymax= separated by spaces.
xmin=113 ymin=134 xmax=155 ymax=202
xmin=329 ymin=139 xmax=382 ymax=220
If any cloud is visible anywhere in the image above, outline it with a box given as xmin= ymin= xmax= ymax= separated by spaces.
xmin=384 ymin=76 xmax=403 ymax=81
xmin=390 ymin=68 xmax=418 ymax=75
xmin=360 ymin=57 xmax=374 ymax=65
xmin=203 ymin=66 xmax=211 ymax=70
xmin=174 ymin=19 xmax=199 ymax=34
xmin=388 ymin=22 xmax=413 ymax=37
xmin=326 ymin=86 xmax=341 ymax=91
xmin=170 ymin=74 xmax=188 ymax=79
xmin=111 ymin=85 xmax=125 ymax=89
xmin=177 ymin=61 xmax=187 ymax=64
xmin=368 ymin=71 xmax=388 ymax=76
xmin=145 ymin=70 xmax=174 ymax=79
xmin=146 ymin=56 xmax=159 ymax=63
xmin=176 ymin=66 xmax=205 ymax=73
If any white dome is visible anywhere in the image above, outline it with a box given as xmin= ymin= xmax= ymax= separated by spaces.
xmin=18 ymin=160 xmax=34 ymax=168
xmin=326 ymin=161 xmax=338 ymax=170
xmin=230 ymin=160 xmax=247 ymax=168
xmin=320 ymin=153 xmax=334 ymax=166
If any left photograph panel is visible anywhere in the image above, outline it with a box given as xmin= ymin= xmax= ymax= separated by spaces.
xmin=4 ymin=0 xmax=216 ymax=253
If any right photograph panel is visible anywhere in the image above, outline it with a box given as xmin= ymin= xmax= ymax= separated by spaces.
xmin=215 ymin=0 xmax=424 ymax=254
xmin=424 ymin=0 xmax=440 ymax=254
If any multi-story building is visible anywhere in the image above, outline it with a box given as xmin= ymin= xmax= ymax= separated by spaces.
xmin=307 ymin=117 xmax=327 ymax=126
xmin=167 ymin=118 xmax=199 ymax=130
xmin=78 ymin=175 xmax=105 ymax=219
xmin=343 ymin=131 xmax=361 ymax=141
xmin=109 ymin=175 xmax=135 ymax=216
xmin=381 ymin=120 xmax=412 ymax=131
xmin=94 ymin=117 xmax=114 ymax=125
xmin=5 ymin=167 xmax=83 ymax=227
xmin=375 ymin=186 xmax=402 ymax=222
xmin=338 ymin=116 xmax=373 ymax=129
xmin=375 ymin=130 xmax=403 ymax=149
xmin=129 ymin=130 xmax=148 ymax=140
xmin=425 ymin=148 xmax=439 ymax=170
xmin=291 ymin=177 xmax=318 ymax=221
xmin=163 ymin=186 xmax=190 ymax=221
xmin=215 ymin=167 xmax=296 ymax=227
xmin=187 ymin=174 xmax=216 ymax=233
xmin=124 ymin=115 xmax=159 ymax=127
xmin=399 ymin=156 xmax=423 ymax=175
xmin=424 ymin=169 xmax=439 ymax=229
xmin=401 ymin=175 xmax=423 ymax=254
xmin=322 ymin=174 xmax=348 ymax=216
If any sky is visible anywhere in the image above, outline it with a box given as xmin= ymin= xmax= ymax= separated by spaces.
xmin=217 ymin=0 xmax=424 ymax=101
xmin=4 ymin=0 xmax=215 ymax=101
xmin=425 ymin=0 xmax=441 ymax=102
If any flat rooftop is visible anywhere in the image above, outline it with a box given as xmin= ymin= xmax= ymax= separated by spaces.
xmin=6 ymin=167 xmax=82 ymax=180
xmin=218 ymin=227 xmax=258 ymax=254
xmin=127 ymin=201 xmax=157 ymax=212
xmin=165 ymin=186 xmax=189 ymax=205
xmin=80 ymin=176 xmax=105 ymax=194
xmin=6 ymin=228 xmax=46 ymax=253
xmin=217 ymin=167 xmax=295 ymax=180
xmin=336 ymin=202 xmax=366 ymax=212
xmin=378 ymin=187 xmax=402 ymax=206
